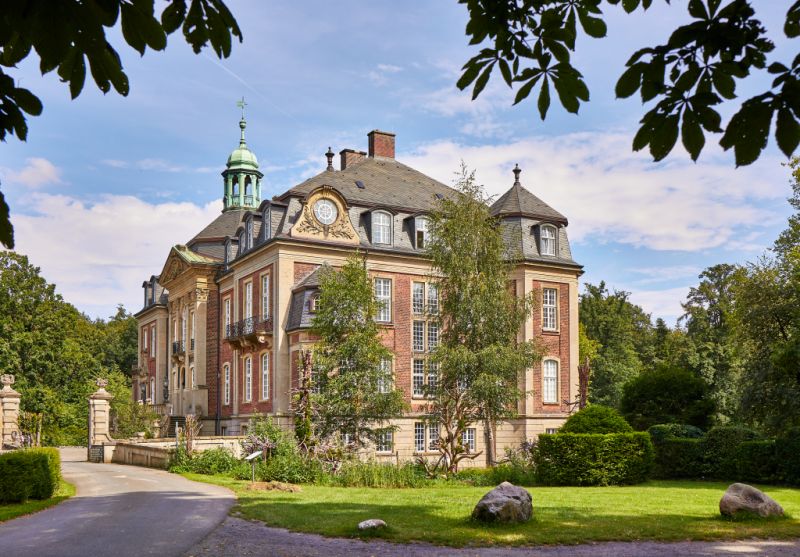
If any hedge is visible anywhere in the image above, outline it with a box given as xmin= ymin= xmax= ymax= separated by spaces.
xmin=647 ymin=424 xmax=704 ymax=444
xmin=735 ymin=440 xmax=778 ymax=483
xmin=776 ymin=427 xmax=800 ymax=486
xmin=651 ymin=437 xmax=705 ymax=479
xmin=703 ymin=426 xmax=760 ymax=479
xmin=560 ymin=405 xmax=633 ymax=434
xmin=534 ymin=432 xmax=653 ymax=486
xmin=0 ymin=448 xmax=61 ymax=503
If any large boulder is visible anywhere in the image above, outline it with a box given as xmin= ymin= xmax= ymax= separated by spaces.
xmin=719 ymin=483 xmax=784 ymax=518
xmin=358 ymin=518 xmax=386 ymax=530
xmin=471 ymin=481 xmax=532 ymax=524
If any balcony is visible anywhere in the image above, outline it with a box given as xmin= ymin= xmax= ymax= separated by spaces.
xmin=225 ymin=314 xmax=273 ymax=348
xmin=171 ymin=340 xmax=186 ymax=362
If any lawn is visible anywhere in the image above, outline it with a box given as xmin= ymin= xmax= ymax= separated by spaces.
xmin=186 ymin=474 xmax=800 ymax=547
xmin=0 ymin=481 xmax=76 ymax=523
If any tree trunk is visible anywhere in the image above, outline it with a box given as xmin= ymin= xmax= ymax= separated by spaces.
xmin=483 ymin=417 xmax=496 ymax=467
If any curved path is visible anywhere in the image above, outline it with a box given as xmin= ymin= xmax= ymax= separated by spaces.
xmin=0 ymin=447 xmax=233 ymax=557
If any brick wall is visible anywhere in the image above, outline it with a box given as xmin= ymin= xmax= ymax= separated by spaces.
xmin=206 ymin=288 xmax=220 ymax=421
xmin=531 ymin=280 xmax=571 ymax=413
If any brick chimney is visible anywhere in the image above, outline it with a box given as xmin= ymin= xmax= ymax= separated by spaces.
xmin=340 ymin=149 xmax=366 ymax=170
xmin=368 ymin=130 xmax=395 ymax=158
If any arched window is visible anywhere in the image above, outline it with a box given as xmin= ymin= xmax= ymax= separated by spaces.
xmin=180 ymin=367 xmax=186 ymax=389
xmin=542 ymin=359 xmax=558 ymax=404
xmin=262 ymin=205 xmax=272 ymax=240
xmin=232 ymin=177 xmax=239 ymax=197
xmin=540 ymin=225 xmax=557 ymax=256
xmin=246 ymin=217 xmax=254 ymax=249
xmin=244 ymin=176 xmax=252 ymax=196
xmin=224 ymin=239 xmax=232 ymax=266
xmin=244 ymin=357 xmax=252 ymax=402
xmin=223 ymin=364 xmax=231 ymax=405
xmin=372 ymin=211 xmax=392 ymax=245
xmin=237 ymin=231 xmax=245 ymax=254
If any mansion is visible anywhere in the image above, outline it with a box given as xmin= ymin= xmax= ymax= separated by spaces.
xmin=133 ymin=116 xmax=583 ymax=461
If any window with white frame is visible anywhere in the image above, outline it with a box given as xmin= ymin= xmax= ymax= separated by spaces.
xmin=181 ymin=307 xmax=188 ymax=346
xmin=143 ymin=327 xmax=148 ymax=351
xmin=261 ymin=352 xmax=270 ymax=400
xmin=540 ymin=225 xmax=556 ymax=256
xmin=244 ymin=357 xmax=252 ymax=402
xmin=190 ymin=311 xmax=195 ymax=343
xmin=246 ymin=217 xmax=254 ymax=249
xmin=376 ymin=430 xmax=393 ymax=453
xmin=428 ymin=361 xmax=439 ymax=391
xmin=245 ymin=282 xmax=253 ymax=319
xmin=377 ymin=357 xmax=392 ymax=393
xmin=224 ymin=364 xmax=231 ymax=405
xmin=150 ymin=378 xmax=155 ymax=402
xmin=542 ymin=288 xmax=558 ymax=331
xmin=414 ymin=423 xmax=426 ymax=452
xmin=374 ymin=278 xmax=392 ymax=322
xmin=150 ymin=326 xmax=156 ymax=357
xmin=372 ymin=211 xmax=392 ymax=245
xmin=428 ymin=423 xmax=440 ymax=451
xmin=415 ymin=216 xmax=428 ymax=249
xmin=412 ymin=359 xmax=425 ymax=396
xmin=224 ymin=298 xmax=231 ymax=336
xmin=543 ymin=359 xmax=558 ymax=404
xmin=412 ymin=282 xmax=425 ymax=314
xmin=262 ymin=205 xmax=272 ymax=240
xmin=545 ymin=428 xmax=558 ymax=434
xmin=462 ymin=428 xmax=476 ymax=453
xmin=413 ymin=321 xmax=426 ymax=352
xmin=237 ymin=231 xmax=245 ymax=254
xmin=261 ymin=275 xmax=270 ymax=318
xmin=427 ymin=283 xmax=439 ymax=314
xmin=427 ymin=322 xmax=439 ymax=350
xmin=413 ymin=422 xmax=442 ymax=452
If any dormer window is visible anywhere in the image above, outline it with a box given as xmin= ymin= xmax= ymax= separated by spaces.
xmin=540 ymin=225 xmax=557 ymax=256
xmin=224 ymin=239 xmax=233 ymax=267
xmin=372 ymin=211 xmax=392 ymax=245
xmin=237 ymin=231 xmax=245 ymax=254
xmin=245 ymin=216 xmax=254 ymax=249
xmin=415 ymin=216 xmax=429 ymax=249
xmin=310 ymin=293 xmax=320 ymax=313
xmin=262 ymin=204 xmax=272 ymax=240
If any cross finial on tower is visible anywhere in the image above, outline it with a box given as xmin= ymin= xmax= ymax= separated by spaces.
xmin=236 ymin=96 xmax=247 ymax=119
xmin=513 ymin=163 xmax=521 ymax=186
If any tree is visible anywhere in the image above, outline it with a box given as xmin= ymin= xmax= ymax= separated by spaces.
xmin=0 ymin=0 xmax=242 ymax=249
xmin=579 ymin=281 xmax=651 ymax=407
xmin=310 ymin=256 xmax=406 ymax=448
xmin=577 ymin=322 xmax=600 ymax=409
xmin=426 ymin=165 xmax=542 ymax=470
xmin=620 ymin=365 xmax=715 ymax=430
xmin=458 ymin=0 xmax=800 ymax=167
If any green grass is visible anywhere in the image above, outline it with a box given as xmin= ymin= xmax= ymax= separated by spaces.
xmin=185 ymin=474 xmax=800 ymax=546
xmin=0 ymin=480 xmax=75 ymax=523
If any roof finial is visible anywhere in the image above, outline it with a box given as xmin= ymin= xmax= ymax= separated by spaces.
xmin=236 ymin=97 xmax=248 ymax=146
xmin=325 ymin=147 xmax=334 ymax=171
xmin=513 ymin=163 xmax=521 ymax=186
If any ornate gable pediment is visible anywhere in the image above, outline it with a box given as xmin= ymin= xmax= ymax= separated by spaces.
xmin=290 ymin=186 xmax=359 ymax=245
xmin=159 ymin=249 xmax=190 ymax=287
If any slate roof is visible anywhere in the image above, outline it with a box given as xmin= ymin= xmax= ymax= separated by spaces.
xmin=490 ymin=182 xmax=568 ymax=225
xmin=277 ymin=157 xmax=457 ymax=212
xmin=188 ymin=208 xmax=249 ymax=244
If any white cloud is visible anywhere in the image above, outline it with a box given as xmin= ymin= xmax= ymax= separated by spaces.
xmin=630 ymin=265 xmax=701 ymax=284
xmin=627 ymin=286 xmax=692 ymax=325
xmin=11 ymin=193 xmax=222 ymax=317
xmin=368 ymin=63 xmax=403 ymax=85
xmin=414 ymin=80 xmax=513 ymax=138
xmin=100 ymin=158 xmax=214 ymax=173
xmin=1 ymin=157 xmax=63 ymax=189
xmin=401 ymin=132 xmax=787 ymax=252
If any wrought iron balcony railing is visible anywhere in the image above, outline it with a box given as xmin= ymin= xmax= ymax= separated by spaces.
xmin=225 ymin=314 xmax=272 ymax=340
xmin=172 ymin=340 xmax=186 ymax=355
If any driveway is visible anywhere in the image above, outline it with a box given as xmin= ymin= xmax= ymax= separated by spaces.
xmin=0 ymin=447 xmax=234 ymax=557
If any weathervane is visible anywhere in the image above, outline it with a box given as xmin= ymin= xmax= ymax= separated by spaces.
xmin=236 ymin=96 xmax=247 ymax=119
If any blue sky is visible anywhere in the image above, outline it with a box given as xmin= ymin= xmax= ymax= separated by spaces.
xmin=1 ymin=1 xmax=795 ymax=323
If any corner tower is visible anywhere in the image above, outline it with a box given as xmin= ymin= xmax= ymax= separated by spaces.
xmin=222 ymin=102 xmax=263 ymax=211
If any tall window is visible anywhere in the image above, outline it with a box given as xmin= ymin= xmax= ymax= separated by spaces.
xmin=428 ymin=323 xmax=439 ymax=350
xmin=261 ymin=353 xmax=270 ymax=400
xmin=224 ymin=239 xmax=232 ymax=266
xmin=414 ymin=422 xmax=442 ymax=452
xmin=543 ymin=359 xmax=558 ymax=403
xmin=244 ymin=357 xmax=252 ymax=402
xmin=262 ymin=205 xmax=272 ymax=240
xmin=143 ymin=327 xmax=148 ymax=351
xmin=150 ymin=326 xmax=156 ymax=357
xmin=427 ymin=361 xmax=439 ymax=391
xmin=223 ymin=364 xmax=231 ymax=405
xmin=372 ymin=211 xmax=392 ymax=245
xmin=377 ymin=357 xmax=392 ymax=393
xmin=246 ymin=217 xmax=254 ymax=249
xmin=414 ymin=423 xmax=426 ymax=452
xmin=190 ymin=311 xmax=195 ymax=344
xmin=150 ymin=378 xmax=155 ymax=403
xmin=462 ymin=428 xmax=476 ymax=452
xmin=190 ymin=366 xmax=195 ymax=389
xmin=428 ymin=423 xmax=440 ymax=451
xmin=412 ymin=321 xmax=425 ymax=352
xmin=542 ymin=288 xmax=557 ymax=331
xmin=181 ymin=307 xmax=187 ymax=347
xmin=374 ymin=278 xmax=392 ymax=322
xmin=413 ymin=359 xmax=425 ymax=397
xmin=261 ymin=275 xmax=270 ymax=318
xmin=245 ymin=282 xmax=253 ymax=319
xmin=224 ymin=298 xmax=231 ymax=336
xmin=415 ymin=216 xmax=428 ymax=249
xmin=541 ymin=225 xmax=556 ymax=256
xmin=376 ymin=430 xmax=393 ymax=453
xmin=412 ymin=282 xmax=425 ymax=314
xmin=427 ymin=283 xmax=439 ymax=314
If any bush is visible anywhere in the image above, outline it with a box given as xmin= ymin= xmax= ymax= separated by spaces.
xmin=187 ymin=448 xmax=239 ymax=475
xmin=0 ymin=448 xmax=61 ymax=503
xmin=703 ymin=426 xmax=760 ymax=479
xmin=736 ymin=440 xmax=778 ymax=483
xmin=533 ymin=433 xmax=653 ymax=486
xmin=652 ymin=438 xmax=705 ymax=479
xmin=621 ymin=366 xmax=714 ymax=430
xmin=254 ymin=454 xmax=323 ymax=484
xmin=328 ymin=461 xmax=427 ymax=488
xmin=560 ymin=405 xmax=633 ymax=434
xmin=776 ymin=427 xmax=800 ymax=486
xmin=647 ymin=423 xmax=705 ymax=444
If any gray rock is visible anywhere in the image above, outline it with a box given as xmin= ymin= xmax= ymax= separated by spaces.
xmin=719 ymin=483 xmax=784 ymax=518
xmin=471 ymin=481 xmax=532 ymax=524
xmin=357 ymin=519 xmax=387 ymax=531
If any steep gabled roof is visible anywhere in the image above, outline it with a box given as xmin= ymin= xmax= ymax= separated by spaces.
xmin=490 ymin=182 xmax=568 ymax=225
xmin=188 ymin=208 xmax=249 ymax=244
xmin=277 ymin=157 xmax=456 ymax=212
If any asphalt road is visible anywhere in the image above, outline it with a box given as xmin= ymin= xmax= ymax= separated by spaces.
xmin=0 ymin=447 xmax=234 ymax=557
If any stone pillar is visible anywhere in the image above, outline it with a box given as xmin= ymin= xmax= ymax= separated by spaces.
xmin=0 ymin=374 xmax=21 ymax=449
xmin=88 ymin=378 xmax=114 ymax=449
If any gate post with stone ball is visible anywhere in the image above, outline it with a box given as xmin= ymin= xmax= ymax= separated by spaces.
xmin=88 ymin=378 xmax=114 ymax=461
xmin=0 ymin=374 xmax=21 ymax=449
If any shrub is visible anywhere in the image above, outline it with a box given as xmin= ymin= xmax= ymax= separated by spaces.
xmin=652 ymin=438 xmax=705 ymax=479
xmin=452 ymin=463 xmax=536 ymax=487
xmin=647 ymin=423 xmax=705 ymax=444
xmin=703 ymin=426 xmax=760 ymax=479
xmin=560 ymin=405 xmax=633 ymax=434
xmin=0 ymin=448 xmax=61 ymax=503
xmin=328 ymin=461 xmax=427 ymax=488
xmin=621 ymin=366 xmax=714 ymax=430
xmin=533 ymin=432 xmax=653 ymax=486
xmin=736 ymin=440 xmax=778 ymax=483
xmin=255 ymin=454 xmax=323 ymax=484
xmin=776 ymin=427 xmax=800 ymax=486
xmin=188 ymin=448 xmax=239 ymax=475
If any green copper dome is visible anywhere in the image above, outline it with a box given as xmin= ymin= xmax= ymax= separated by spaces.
xmin=226 ymin=118 xmax=259 ymax=170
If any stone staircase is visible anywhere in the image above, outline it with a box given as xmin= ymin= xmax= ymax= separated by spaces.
xmin=167 ymin=416 xmax=186 ymax=437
